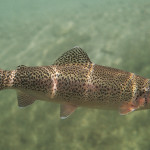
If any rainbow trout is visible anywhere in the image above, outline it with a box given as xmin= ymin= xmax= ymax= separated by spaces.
xmin=0 ymin=47 xmax=150 ymax=119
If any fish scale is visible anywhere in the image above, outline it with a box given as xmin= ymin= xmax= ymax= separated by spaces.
xmin=0 ymin=46 xmax=150 ymax=119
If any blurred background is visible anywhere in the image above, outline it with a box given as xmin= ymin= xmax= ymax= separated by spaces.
xmin=0 ymin=0 xmax=150 ymax=150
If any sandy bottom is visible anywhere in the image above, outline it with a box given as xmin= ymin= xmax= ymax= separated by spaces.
xmin=0 ymin=0 xmax=150 ymax=150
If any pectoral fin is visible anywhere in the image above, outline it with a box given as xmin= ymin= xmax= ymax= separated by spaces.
xmin=17 ymin=91 xmax=36 ymax=107
xmin=60 ymin=104 xmax=77 ymax=119
xmin=119 ymin=97 xmax=145 ymax=115
xmin=119 ymin=102 xmax=136 ymax=115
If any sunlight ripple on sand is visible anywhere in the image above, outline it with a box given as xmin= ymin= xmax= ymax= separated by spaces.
xmin=16 ymin=24 xmax=50 ymax=59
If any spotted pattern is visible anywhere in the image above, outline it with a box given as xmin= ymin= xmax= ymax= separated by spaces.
xmin=13 ymin=65 xmax=54 ymax=95
xmin=47 ymin=63 xmax=150 ymax=109
xmin=83 ymin=65 xmax=133 ymax=107
xmin=82 ymin=65 xmax=150 ymax=108
xmin=53 ymin=64 xmax=89 ymax=103
xmin=0 ymin=47 xmax=150 ymax=111
xmin=0 ymin=69 xmax=16 ymax=90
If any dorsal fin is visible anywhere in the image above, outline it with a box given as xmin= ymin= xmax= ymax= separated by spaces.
xmin=53 ymin=46 xmax=92 ymax=66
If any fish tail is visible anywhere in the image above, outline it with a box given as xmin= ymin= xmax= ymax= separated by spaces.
xmin=0 ymin=69 xmax=15 ymax=90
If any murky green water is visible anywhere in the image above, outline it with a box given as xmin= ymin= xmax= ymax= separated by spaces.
xmin=0 ymin=0 xmax=150 ymax=149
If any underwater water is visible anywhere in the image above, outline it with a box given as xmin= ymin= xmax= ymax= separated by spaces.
xmin=0 ymin=0 xmax=150 ymax=149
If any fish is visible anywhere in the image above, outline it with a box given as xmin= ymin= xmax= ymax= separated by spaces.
xmin=0 ymin=46 xmax=150 ymax=119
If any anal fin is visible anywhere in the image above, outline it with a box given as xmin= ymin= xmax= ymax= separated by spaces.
xmin=60 ymin=104 xmax=77 ymax=119
xmin=17 ymin=91 xmax=36 ymax=107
